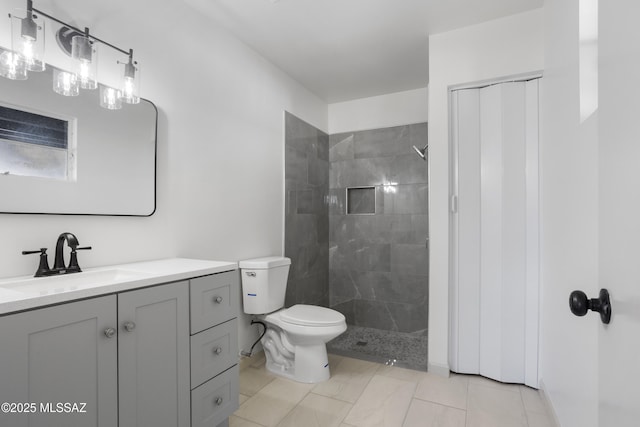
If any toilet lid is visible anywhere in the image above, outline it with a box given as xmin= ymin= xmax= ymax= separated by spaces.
xmin=280 ymin=304 xmax=345 ymax=327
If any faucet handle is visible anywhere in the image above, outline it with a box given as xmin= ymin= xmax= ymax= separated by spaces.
xmin=76 ymin=246 xmax=92 ymax=251
xmin=22 ymin=248 xmax=51 ymax=277
xmin=22 ymin=248 xmax=48 ymax=255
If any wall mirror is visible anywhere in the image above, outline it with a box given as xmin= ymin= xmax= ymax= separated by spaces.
xmin=0 ymin=62 xmax=157 ymax=216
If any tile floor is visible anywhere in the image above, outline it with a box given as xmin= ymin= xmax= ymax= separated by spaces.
xmin=232 ymin=353 xmax=557 ymax=427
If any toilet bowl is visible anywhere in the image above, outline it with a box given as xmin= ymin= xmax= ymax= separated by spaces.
xmin=260 ymin=304 xmax=346 ymax=383
xmin=239 ymin=256 xmax=347 ymax=383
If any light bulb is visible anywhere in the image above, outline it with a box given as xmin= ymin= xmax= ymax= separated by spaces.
xmin=122 ymin=76 xmax=138 ymax=103
xmin=77 ymin=60 xmax=97 ymax=89
xmin=21 ymin=38 xmax=34 ymax=61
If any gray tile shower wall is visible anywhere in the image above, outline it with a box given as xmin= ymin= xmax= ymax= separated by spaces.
xmin=329 ymin=123 xmax=429 ymax=334
xmin=284 ymin=112 xmax=330 ymax=308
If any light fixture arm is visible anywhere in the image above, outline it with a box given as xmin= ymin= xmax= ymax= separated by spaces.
xmin=31 ymin=5 xmax=131 ymax=57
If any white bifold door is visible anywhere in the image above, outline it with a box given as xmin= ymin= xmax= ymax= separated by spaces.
xmin=449 ymin=79 xmax=540 ymax=388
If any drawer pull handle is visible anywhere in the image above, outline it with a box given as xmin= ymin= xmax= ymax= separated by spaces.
xmin=123 ymin=322 xmax=136 ymax=332
xmin=213 ymin=346 xmax=223 ymax=355
xmin=214 ymin=397 xmax=223 ymax=406
xmin=214 ymin=296 xmax=223 ymax=304
xmin=104 ymin=327 xmax=116 ymax=338
xmin=245 ymin=271 xmax=256 ymax=277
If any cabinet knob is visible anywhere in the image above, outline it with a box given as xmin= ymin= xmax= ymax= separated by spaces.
xmin=104 ymin=327 xmax=116 ymax=338
xmin=123 ymin=321 xmax=136 ymax=332
xmin=213 ymin=346 xmax=223 ymax=355
xmin=214 ymin=397 xmax=223 ymax=406
xmin=214 ymin=296 xmax=223 ymax=304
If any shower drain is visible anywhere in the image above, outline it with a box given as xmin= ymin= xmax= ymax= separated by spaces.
xmin=356 ymin=341 xmax=368 ymax=346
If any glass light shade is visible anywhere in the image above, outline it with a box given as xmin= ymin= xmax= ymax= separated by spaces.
xmin=53 ymin=68 xmax=79 ymax=96
xmin=71 ymin=35 xmax=98 ymax=90
xmin=120 ymin=59 xmax=140 ymax=104
xmin=100 ymin=85 xmax=122 ymax=110
xmin=0 ymin=50 xmax=28 ymax=80
xmin=10 ymin=9 xmax=45 ymax=72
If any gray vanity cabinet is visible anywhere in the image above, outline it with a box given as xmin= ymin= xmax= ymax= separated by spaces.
xmin=0 ymin=295 xmax=119 ymax=427
xmin=118 ymin=281 xmax=190 ymax=427
xmin=0 ymin=269 xmax=238 ymax=427
xmin=0 ymin=281 xmax=190 ymax=427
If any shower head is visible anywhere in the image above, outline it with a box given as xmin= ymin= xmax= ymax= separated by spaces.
xmin=413 ymin=144 xmax=427 ymax=160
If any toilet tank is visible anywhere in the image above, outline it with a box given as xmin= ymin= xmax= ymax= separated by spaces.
xmin=239 ymin=256 xmax=291 ymax=314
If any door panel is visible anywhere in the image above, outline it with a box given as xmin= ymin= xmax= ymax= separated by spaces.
xmin=524 ymin=80 xmax=540 ymax=387
xmin=118 ymin=281 xmax=190 ymax=427
xmin=450 ymin=88 xmax=481 ymax=374
xmin=0 ymin=296 xmax=117 ymax=427
xmin=599 ymin=0 xmax=640 ymax=424
xmin=478 ymin=83 xmax=507 ymax=382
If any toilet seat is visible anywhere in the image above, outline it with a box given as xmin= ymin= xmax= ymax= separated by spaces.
xmin=280 ymin=304 xmax=345 ymax=327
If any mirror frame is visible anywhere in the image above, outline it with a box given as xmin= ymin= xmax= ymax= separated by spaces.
xmin=0 ymin=65 xmax=158 ymax=217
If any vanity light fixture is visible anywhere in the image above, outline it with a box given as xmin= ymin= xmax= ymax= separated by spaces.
xmin=1 ymin=0 xmax=141 ymax=110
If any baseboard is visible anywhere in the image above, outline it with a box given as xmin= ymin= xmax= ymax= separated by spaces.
xmin=538 ymin=378 xmax=562 ymax=427
xmin=427 ymin=361 xmax=450 ymax=377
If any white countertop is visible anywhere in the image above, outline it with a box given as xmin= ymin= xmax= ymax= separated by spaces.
xmin=0 ymin=258 xmax=237 ymax=315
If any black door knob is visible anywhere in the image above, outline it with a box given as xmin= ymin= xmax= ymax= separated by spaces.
xmin=569 ymin=291 xmax=589 ymax=316
xmin=569 ymin=288 xmax=612 ymax=324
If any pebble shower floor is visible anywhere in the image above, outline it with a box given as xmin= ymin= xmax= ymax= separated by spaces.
xmin=326 ymin=325 xmax=428 ymax=371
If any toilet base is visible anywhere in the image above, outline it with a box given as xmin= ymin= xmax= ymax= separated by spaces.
xmin=262 ymin=332 xmax=332 ymax=383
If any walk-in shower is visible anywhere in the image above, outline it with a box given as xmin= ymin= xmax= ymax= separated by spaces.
xmin=284 ymin=112 xmax=429 ymax=371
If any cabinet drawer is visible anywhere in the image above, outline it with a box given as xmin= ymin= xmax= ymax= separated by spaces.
xmin=191 ymin=319 xmax=238 ymax=388
xmin=190 ymin=271 xmax=239 ymax=334
xmin=191 ymin=365 xmax=239 ymax=427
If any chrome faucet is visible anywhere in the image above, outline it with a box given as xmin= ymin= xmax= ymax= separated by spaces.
xmin=22 ymin=232 xmax=92 ymax=277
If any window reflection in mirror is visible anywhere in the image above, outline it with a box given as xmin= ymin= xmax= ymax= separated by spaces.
xmin=0 ymin=104 xmax=77 ymax=181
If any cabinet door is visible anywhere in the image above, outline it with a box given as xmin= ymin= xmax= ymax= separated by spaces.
xmin=0 ymin=296 xmax=118 ymax=427
xmin=118 ymin=281 xmax=190 ymax=427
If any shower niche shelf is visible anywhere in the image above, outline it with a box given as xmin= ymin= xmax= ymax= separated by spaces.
xmin=346 ymin=186 xmax=376 ymax=215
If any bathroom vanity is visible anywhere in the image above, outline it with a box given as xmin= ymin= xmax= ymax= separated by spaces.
xmin=0 ymin=258 xmax=239 ymax=427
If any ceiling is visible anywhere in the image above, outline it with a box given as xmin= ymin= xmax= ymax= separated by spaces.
xmin=182 ymin=0 xmax=543 ymax=103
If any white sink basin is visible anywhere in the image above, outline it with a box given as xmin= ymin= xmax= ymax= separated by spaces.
xmin=0 ymin=269 xmax=147 ymax=297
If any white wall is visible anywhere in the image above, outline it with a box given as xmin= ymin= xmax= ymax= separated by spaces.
xmin=328 ymin=87 xmax=428 ymax=134
xmin=538 ymin=0 xmax=599 ymax=425
xmin=0 ymin=0 xmax=328 ymax=354
xmin=428 ymin=9 xmax=544 ymax=374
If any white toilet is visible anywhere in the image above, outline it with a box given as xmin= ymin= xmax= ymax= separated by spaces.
xmin=239 ymin=256 xmax=346 ymax=383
